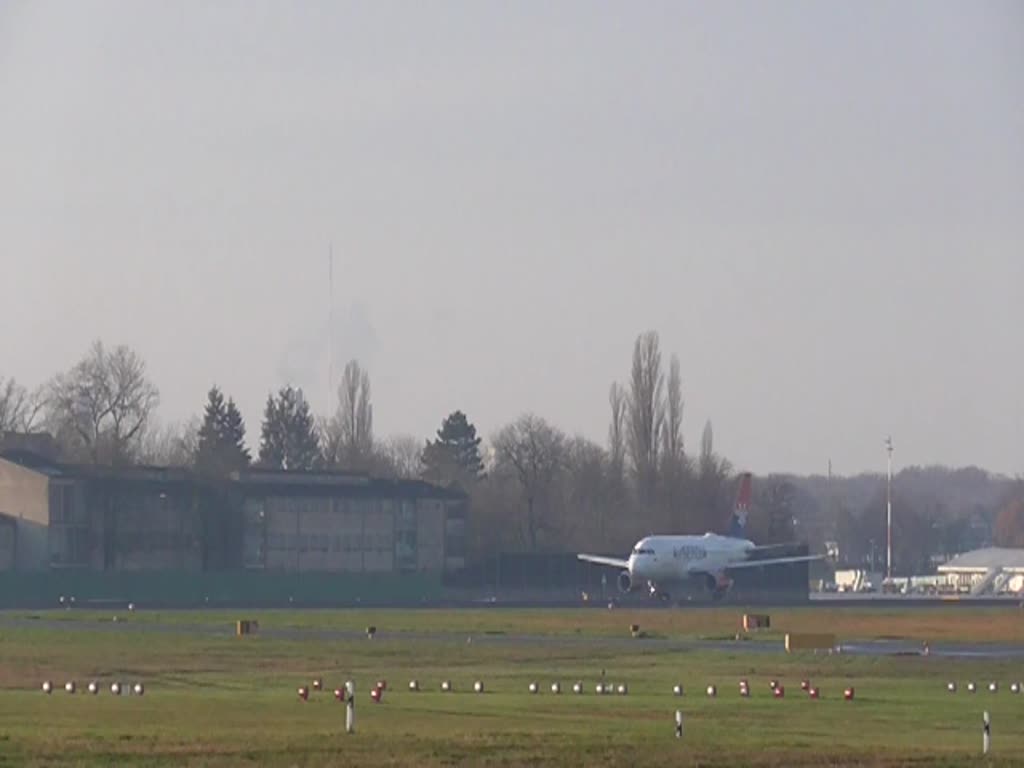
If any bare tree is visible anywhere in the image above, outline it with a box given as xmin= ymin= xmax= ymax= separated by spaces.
xmin=340 ymin=359 xmax=373 ymax=457
xmin=993 ymin=481 xmax=1024 ymax=548
xmin=699 ymin=420 xmax=715 ymax=472
xmin=323 ymin=360 xmax=374 ymax=470
xmin=378 ymin=434 xmax=424 ymax=479
xmin=662 ymin=355 xmax=684 ymax=464
xmin=467 ymin=468 xmax=520 ymax=559
xmin=560 ymin=435 xmax=611 ymax=551
xmin=692 ymin=420 xmax=733 ymax=533
xmin=138 ymin=418 xmax=200 ymax=467
xmin=44 ymin=341 xmax=160 ymax=465
xmin=627 ymin=331 xmax=665 ymax=506
xmin=657 ymin=355 xmax=690 ymax=530
xmin=0 ymin=377 xmax=42 ymax=433
xmin=608 ymin=382 xmax=626 ymax=479
xmin=491 ymin=413 xmax=567 ymax=552
xmin=317 ymin=414 xmax=343 ymax=468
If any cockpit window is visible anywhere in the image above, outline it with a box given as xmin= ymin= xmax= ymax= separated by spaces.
xmin=632 ymin=547 xmax=655 ymax=555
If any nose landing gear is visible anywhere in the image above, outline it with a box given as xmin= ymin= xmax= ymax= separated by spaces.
xmin=647 ymin=583 xmax=671 ymax=603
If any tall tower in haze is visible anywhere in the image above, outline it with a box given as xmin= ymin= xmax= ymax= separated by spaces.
xmin=328 ymin=244 xmax=334 ymax=418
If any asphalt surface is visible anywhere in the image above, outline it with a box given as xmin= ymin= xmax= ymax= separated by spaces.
xmin=9 ymin=592 xmax=1021 ymax=612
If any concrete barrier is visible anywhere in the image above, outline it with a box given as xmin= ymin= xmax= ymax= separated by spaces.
xmin=236 ymin=620 xmax=259 ymax=637
xmin=785 ymin=633 xmax=836 ymax=652
xmin=743 ymin=614 xmax=771 ymax=631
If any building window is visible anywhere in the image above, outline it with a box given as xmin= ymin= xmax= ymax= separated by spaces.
xmin=49 ymin=484 xmax=89 ymax=567
xmin=242 ymin=501 xmax=266 ymax=568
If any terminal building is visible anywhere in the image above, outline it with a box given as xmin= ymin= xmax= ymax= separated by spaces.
xmin=0 ymin=451 xmax=467 ymax=606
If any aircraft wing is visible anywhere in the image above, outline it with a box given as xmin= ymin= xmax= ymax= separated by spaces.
xmin=726 ymin=554 xmax=824 ymax=571
xmin=577 ymin=554 xmax=630 ymax=569
xmin=747 ymin=542 xmax=803 ymax=553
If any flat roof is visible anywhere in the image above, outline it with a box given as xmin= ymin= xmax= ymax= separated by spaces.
xmin=0 ymin=453 xmax=465 ymax=501
xmin=937 ymin=547 xmax=1024 ymax=573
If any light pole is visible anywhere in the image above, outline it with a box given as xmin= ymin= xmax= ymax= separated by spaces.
xmin=885 ymin=436 xmax=894 ymax=580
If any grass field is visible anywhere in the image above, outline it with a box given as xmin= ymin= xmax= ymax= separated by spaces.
xmin=1 ymin=605 xmax=1022 ymax=766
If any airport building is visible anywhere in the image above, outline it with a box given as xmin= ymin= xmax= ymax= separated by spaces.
xmin=936 ymin=547 xmax=1024 ymax=595
xmin=0 ymin=451 xmax=467 ymax=606
xmin=234 ymin=468 xmax=464 ymax=574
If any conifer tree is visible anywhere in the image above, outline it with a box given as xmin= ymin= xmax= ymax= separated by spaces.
xmin=258 ymin=386 xmax=320 ymax=470
xmin=194 ymin=386 xmax=250 ymax=475
xmin=422 ymin=410 xmax=484 ymax=488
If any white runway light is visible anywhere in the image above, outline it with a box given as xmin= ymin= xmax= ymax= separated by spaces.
xmin=706 ymin=685 xmax=717 ymax=697
xmin=111 ymin=683 xmax=122 ymax=696
xmin=989 ymin=682 xmax=998 ymax=693
xmin=947 ymin=682 xmax=957 ymax=693
xmin=42 ymin=681 xmax=52 ymax=694
xmin=617 ymin=684 xmax=628 ymax=695
xmin=551 ymin=682 xmax=561 ymax=694
xmin=441 ymin=680 xmax=451 ymax=692
xmin=87 ymin=682 xmax=98 ymax=695
xmin=572 ymin=682 xmax=583 ymax=694
xmin=528 ymin=682 xmax=538 ymax=694
xmin=474 ymin=681 xmax=484 ymax=693
xmin=133 ymin=683 xmax=145 ymax=696
xmin=408 ymin=680 xmax=419 ymax=691
xmin=65 ymin=681 xmax=76 ymax=694
xmin=673 ymin=684 xmax=683 ymax=696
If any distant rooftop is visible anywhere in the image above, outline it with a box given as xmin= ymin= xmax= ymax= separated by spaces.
xmin=0 ymin=451 xmax=465 ymax=500
xmin=938 ymin=547 xmax=1024 ymax=573
xmin=231 ymin=466 xmax=370 ymax=487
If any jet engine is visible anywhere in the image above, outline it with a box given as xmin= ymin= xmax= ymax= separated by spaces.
xmin=701 ymin=572 xmax=733 ymax=601
xmin=618 ymin=570 xmax=635 ymax=593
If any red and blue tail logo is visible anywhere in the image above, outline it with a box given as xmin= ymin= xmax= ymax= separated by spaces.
xmin=727 ymin=473 xmax=752 ymax=537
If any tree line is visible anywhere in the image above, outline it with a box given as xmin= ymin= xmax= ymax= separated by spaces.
xmin=2 ymin=334 xmax=1021 ymax=572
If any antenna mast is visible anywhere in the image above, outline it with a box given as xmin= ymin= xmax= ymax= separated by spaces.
xmin=328 ymin=244 xmax=334 ymax=417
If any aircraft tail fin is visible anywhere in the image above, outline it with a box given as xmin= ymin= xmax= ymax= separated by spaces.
xmin=726 ymin=472 xmax=752 ymax=537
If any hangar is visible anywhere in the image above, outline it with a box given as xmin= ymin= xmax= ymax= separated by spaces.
xmin=937 ymin=547 xmax=1024 ymax=595
xmin=0 ymin=452 xmax=466 ymax=577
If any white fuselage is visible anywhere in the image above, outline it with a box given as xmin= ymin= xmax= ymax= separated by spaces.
xmin=627 ymin=533 xmax=756 ymax=586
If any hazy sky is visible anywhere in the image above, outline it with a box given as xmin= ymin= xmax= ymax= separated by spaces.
xmin=2 ymin=1 xmax=1022 ymax=476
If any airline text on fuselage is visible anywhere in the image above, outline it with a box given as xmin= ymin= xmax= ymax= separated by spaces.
xmin=672 ymin=545 xmax=707 ymax=561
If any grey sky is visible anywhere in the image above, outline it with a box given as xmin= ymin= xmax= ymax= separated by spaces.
xmin=2 ymin=1 xmax=1022 ymax=476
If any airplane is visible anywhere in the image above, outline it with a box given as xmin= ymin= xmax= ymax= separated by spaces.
xmin=577 ymin=473 xmax=824 ymax=602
